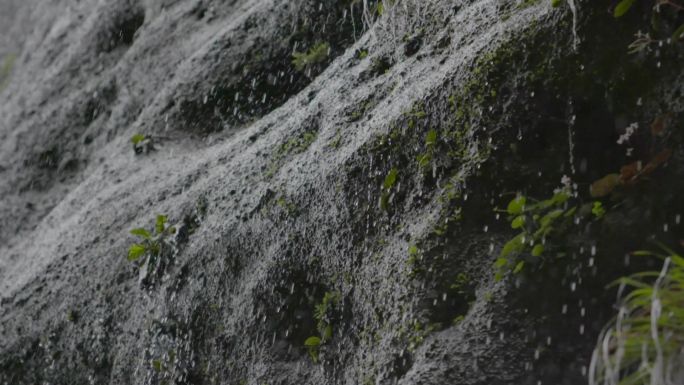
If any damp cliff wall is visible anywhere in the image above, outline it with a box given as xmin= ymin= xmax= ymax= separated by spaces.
xmin=1 ymin=0 xmax=684 ymax=384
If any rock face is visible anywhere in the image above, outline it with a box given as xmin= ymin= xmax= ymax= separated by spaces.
xmin=1 ymin=0 xmax=684 ymax=383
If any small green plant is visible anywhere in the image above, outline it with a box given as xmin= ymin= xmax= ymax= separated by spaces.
xmin=304 ymin=336 xmax=321 ymax=362
xmin=592 ymin=201 xmax=606 ymax=219
xmin=416 ymin=129 xmax=437 ymax=170
xmin=589 ymin=244 xmax=684 ymax=385
xmin=314 ymin=291 xmax=341 ymax=337
xmin=379 ymin=168 xmax=398 ymax=212
xmin=292 ymin=42 xmax=329 ymax=71
xmin=304 ymin=291 xmax=341 ymax=362
xmin=128 ymin=215 xmax=177 ymax=285
xmin=131 ymin=134 xmax=155 ymax=154
xmin=329 ymin=130 xmax=342 ymax=148
xmin=494 ymin=190 xmax=578 ymax=281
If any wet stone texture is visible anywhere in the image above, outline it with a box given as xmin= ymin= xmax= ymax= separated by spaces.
xmin=1 ymin=0 xmax=684 ymax=383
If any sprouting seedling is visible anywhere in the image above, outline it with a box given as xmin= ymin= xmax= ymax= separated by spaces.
xmin=131 ymin=134 xmax=155 ymax=155
xmin=128 ymin=215 xmax=176 ymax=262
xmin=304 ymin=336 xmax=321 ymax=362
xmin=128 ymin=215 xmax=178 ymax=287
xmin=379 ymin=168 xmax=398 ymax=211
xmin=417 ymin=129 xmax=437 ymax=170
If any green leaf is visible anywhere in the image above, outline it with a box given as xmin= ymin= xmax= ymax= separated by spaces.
xmin=130 ymin=228 xmax=151 ymax=239
xmin=493 ymin=257 xmax=508 ymax=269
xmin=383 ymin=168 xmax=398 ymax=190
xmin=128 ymin=245 xmax=146 ymax=261
xmin=614 ymin=0 xmax=634 ymax=17
xmin=507 ymin=196 xmax=526 ymax=214
xmin=672 ymin=23 xmax=684 ymax=40
xmin=152 ymin=360 xmax=162 ymax=372
xmin=156 ymin=215 xmax=167 ymax=233
xmin=532 ymin=244 xmax=544 ymax=257
xmin=379 ymin=194 xmax=389 ymax=211
xmin=418 ymin=153 xmax=432 ymax=168
xmin=324 ymin=324 xmax=333 ymax=340
xmin=564 ymin=206 xmax=577 ymax=217
xmin=500 ymin=233 xmax=524 ymax=259
xmin=305 ymin=336 xmax=321 ymax=346
xmin=131 ymin=134 xmax=146 ymax=145
xmin=511 ymin=216 xmax=526 ymax=229
xmin=513 ymin=261 xmax=525 ymax=274
xmin=494 ymin=271 xmax=503 ymax=282
xmin=552 ymin=192 xmax=568 ymax=204
xmin=426 ymin=129 xmax=437 ymax=145
xmin=548 ymin=209 xmax=564 ymax=220
xmin=551 ymin=0 xmax=562 ymax=7
xmin=409 ymin=246 xmax=418 ymax=254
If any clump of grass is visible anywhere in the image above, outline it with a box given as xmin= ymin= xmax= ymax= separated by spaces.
xmin=589 ymin=243 xmax=684 ymax=385
xmin=292 ymin=42 xmax=329 ymax=71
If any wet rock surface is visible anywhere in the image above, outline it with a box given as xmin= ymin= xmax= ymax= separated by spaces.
xmin=1 ymin=0 xmax=684 ymax=383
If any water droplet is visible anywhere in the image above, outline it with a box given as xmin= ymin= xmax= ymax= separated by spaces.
xmin=483 ymin=225 xmax=488 ymax=233
xmin=562 ymin=304 xmax=567 ymax=314
xmin=581 ymin=308 xmax=585 ymax=317
xmin=591 ymin=246 xmax=596 ymax=256
xmin=571 ymin=282 xmax=576 ymax=291
xmin=580 ymin=324 xmax=584 ymax=335
xmin=534 ymin=349 xmax=540 ymax=360
xmin=547 ymin=337 xmax=551 ymax=345
xmin=589 ymin=258 xmax=594 ymax=267
xmin=664 ymin=223 xmax=669 ymax=232
xmin=677 ymin=214 xmax=681 ymax=224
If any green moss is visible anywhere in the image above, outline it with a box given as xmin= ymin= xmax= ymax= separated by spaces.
xmin=0 ymin=53 xmax=16 ymax=90
xmin=292 ymin=42 xmax=329 ymax=71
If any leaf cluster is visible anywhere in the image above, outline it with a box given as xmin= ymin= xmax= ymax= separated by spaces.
xmin=494 ymin=191 xmax=577 ymax=281
xmin=127 ymin=215 xmax=176 ymax=261
xmin=305 ymin=291 xmax=341 ymax=362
